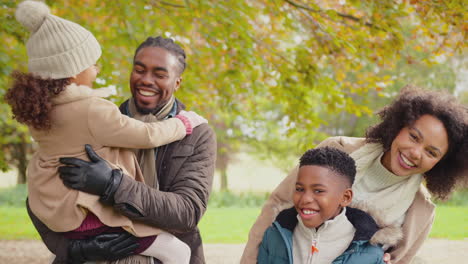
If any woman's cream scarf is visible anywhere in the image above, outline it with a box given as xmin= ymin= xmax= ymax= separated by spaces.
xmin=350 ymin=143 xmax=423 ymax=226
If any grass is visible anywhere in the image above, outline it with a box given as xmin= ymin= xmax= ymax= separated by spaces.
xmin=198 ymin=207 xmax=261 ymax=243
xmin=0 ymin=206 xmax=261 ymax=242
xmin=0 ymin=205 xmax=466 ymax=242
xmin=0 ymin=206 xmax=40 ymax=240
xmin=429 ymin=206 xmax=468 ymax=239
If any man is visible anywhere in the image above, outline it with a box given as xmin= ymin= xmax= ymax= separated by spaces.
xmin=27 ymin=36 xmax=217 ymax=264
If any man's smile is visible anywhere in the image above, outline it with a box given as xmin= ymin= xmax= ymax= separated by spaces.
xmin=138 ymin=89 xmax=157 ymax=97
xmin=136 ymin=86 xmax=160 ymax=97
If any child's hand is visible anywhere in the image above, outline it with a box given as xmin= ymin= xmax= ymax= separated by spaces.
xmin=176 ymin=110 xmax=208 ymax=134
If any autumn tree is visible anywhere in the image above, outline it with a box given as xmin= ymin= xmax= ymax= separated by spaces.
xmin=0 ymin=0 xmax=32 ymax=183
xmin=1 ymin=0 xmax=465 ymax=189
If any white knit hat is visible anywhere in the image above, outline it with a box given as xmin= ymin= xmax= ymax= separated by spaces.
xmin=15 ymin=0 xmax=101 ymax=79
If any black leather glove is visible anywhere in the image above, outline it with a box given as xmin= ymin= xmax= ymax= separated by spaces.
xmin=59 ymin=144 xmax=123 ymax=204
xmin=68 ymin=233 xmax=139 ymax=263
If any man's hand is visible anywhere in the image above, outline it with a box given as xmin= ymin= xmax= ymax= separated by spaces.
xmin=68 ymin=233 xmax=139 ymax=263
xmin=59 ymin=144 xmax=121 ymax=201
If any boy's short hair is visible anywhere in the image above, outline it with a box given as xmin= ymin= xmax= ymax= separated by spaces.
xmin=299 ymin=147 xmax=356 ymax=186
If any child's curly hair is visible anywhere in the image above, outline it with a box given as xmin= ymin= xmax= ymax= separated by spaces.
xmin=5 ymin=71 xmax=70 ymax=130
xmin=366 ymin=85 xmax=467 ymax=199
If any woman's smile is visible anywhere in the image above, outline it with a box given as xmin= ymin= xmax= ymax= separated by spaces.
xmin=398 ymin=152 xmax=417 ymax=169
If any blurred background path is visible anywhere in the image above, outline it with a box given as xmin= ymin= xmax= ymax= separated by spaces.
xmin=1 ymin=239 xmax=467 ymax=263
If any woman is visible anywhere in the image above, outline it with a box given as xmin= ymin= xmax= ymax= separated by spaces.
xmin=241 ymin=85 xmax=467 ymax=264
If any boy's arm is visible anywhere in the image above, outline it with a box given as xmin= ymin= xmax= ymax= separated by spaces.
xmin=87 ymin=98 xmax=186 ymax=149
xmin=241 ymin=166 xmax=297 ymax=264
xmin=367 ymin=243 xmax=386 ymax=264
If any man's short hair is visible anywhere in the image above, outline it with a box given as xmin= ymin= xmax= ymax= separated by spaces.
xmin=134 ymin=36 xmax=186 ymax=75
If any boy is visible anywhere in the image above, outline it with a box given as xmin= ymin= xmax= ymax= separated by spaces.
xmin=257 ymin=147 xmax=396 ymax=264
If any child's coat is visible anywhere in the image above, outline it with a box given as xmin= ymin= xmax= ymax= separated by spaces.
xmin=258 ymin=202 xmax=402 ymax=264
xmin=27 ymin=83 xmax=186 ymax=236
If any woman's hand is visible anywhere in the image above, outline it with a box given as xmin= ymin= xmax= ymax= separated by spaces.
xmin=383 ymin=253 xmax=392 ymax=264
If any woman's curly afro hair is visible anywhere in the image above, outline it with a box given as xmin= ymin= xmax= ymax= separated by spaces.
xmin=366 ymin=85 xmax=467 ymax=200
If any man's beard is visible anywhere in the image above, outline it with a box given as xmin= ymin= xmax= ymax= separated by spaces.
xmin=135 ymin=100 xmax=167 ymax=115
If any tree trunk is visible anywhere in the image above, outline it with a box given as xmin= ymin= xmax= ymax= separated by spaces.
xmin=16 ymin=134 xmax=28 ymax=184
xmin=216 ymin=144 xmax=230 ymax=191
xmin=220 ymin=166 xmax=228 ymax=191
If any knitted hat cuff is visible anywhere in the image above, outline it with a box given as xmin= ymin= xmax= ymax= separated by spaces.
xmin=28 ymin=33 xmax=101 ymax=79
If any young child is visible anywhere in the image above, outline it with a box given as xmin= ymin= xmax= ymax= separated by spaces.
xmin=6 ymin=1 xmax=201 ymax=263
xmin=258 ymin=147 xmax=401 ymax=264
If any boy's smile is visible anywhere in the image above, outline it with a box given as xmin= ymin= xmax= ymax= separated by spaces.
xmin=294 ymin=165 xmax=352 ymax=229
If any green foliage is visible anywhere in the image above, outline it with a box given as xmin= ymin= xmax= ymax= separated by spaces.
xmin=208 ymin=191 xmax=269 ymax=208
xmin=1 ymin=0 xmax=466 ymax=188
xmin=3 ymin=184 xmax=465 ymax=209
xmin=434 ymin=188 xmax=468 ymax=206
xmin=0 ymin=0 xmax=33 ymax=176
xmin=0 ymin=184 xmax=27 ymax=207
xmin=458 ymin=89 xmax=468 ymax=105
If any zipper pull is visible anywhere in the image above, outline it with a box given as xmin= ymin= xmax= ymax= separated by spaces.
xmin=311 ymin=239 xmax=319 ymax=254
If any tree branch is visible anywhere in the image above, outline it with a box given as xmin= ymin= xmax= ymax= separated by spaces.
xmin=159 ymin=1 xmax=185 ymax=8
xmin=284 ymin=0 xmax=382 ymax=31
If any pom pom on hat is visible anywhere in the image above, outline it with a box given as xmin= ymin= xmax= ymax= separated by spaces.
xmin=15 ymin=0 xmax=101 ymax=79
xmin=15 ymin=0 xmax=50 ymax=33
